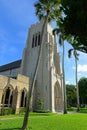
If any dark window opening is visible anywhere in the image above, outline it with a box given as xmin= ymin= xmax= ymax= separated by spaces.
xmin=24 ymin=96 xmax=27 ymax=107
xmin=35 ymin=36 xmax=37 ymax=47
xmin=1 ymin=95 xmax=4 ymax=104
xmin=32 ymin=33 xmax=41 ymax=48
xmin=32 ymin=36 xmax=35 ymax=48
xmin=20 ymin=90 xmax=24 ymax=107
xmin=38 ymin=34 xmax=41 ymax=45
xmin=10 ymin=94 xmax=13 ymax=106
xmin=5 ymin=88 xmax=10 ymax=105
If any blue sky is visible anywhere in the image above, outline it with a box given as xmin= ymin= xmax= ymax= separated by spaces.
xmin=0 ymin=0 xmax=87 ymax=85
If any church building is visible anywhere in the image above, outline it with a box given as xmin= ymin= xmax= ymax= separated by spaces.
xmin=0 ymin=20 xmax=63 ymax=114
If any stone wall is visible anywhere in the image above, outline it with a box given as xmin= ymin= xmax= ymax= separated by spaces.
xmin=0 ymin=74 xmax=30 ymax=114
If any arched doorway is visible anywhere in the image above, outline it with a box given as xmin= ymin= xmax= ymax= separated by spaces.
xmin=2 ymin=86 xmax=14 ymax=107
xmin=54 ymin=81 xmax=62 ymax=112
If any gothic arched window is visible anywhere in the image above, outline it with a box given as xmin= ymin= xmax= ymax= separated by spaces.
xmin=32 ymin=32 xmax=41 ymax=48
xmin=4 ymin=87 xmax=13 ymax=107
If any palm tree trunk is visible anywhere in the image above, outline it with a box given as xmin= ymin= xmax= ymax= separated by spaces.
xmin=62 ymin=41 xmax=67 ymax=114
xmin=75 ymin=55 xmax=80 ymax=111
xmin=20 ymin=15 xmax=49 ymax=130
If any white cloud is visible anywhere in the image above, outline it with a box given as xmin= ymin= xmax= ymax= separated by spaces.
xmin=78 ymin=73 xmax=82 ymax=76
xmin=78 ymin=64 xmax=87 ymax=72
xmin=66 ymin=80 xmax=70 ymax=84
xmin=72 ymin=64 xmax=87 ymax=72
xmin=79 ymin=52 xmax=87 ymax=59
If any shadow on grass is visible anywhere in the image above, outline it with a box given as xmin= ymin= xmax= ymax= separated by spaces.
xmin=0 ymin=127 xmax=32 ymax=130
xmin=0 ymin=128 xmax=21 ymax=130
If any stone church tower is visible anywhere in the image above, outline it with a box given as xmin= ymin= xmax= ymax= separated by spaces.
xmin=20 ymin=20 xmax=63 ymax=112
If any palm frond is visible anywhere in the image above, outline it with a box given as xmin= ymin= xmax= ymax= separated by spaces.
xmin=34 ymin=0 xmax=61 ymax=21
xmin=73 ymin=50 xmax=79 ymax=60
xmin=52 ymin=28 xmax=60 ymax=35
xmin=68 ymin=49 xmax=73 ymax=58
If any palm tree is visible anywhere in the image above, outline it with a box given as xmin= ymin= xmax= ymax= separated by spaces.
xmin=59 ymin=33 xmax=67 ymax=114
xmin=53 ymin=28 xmax=67 ymax=114
xmin=21 ymin=1 xmax=61 ymax=130
xmin=68 ymin=48 xmax=80 ymax=111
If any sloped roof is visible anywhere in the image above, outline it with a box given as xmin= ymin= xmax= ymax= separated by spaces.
xmin=0 ymin=59 xmax=22 ymax=72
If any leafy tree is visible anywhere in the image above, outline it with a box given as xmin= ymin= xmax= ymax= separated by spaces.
xmin=68 ymin=48 xmax=80 ymax=111
xmin=58 ymin=0 xmax=87 ymax=53
xmin=78 ymin=77 xmax=87 ymax=106
xmin=21 ymin=0 xmax=61 ymax=129
xmin=66 ymin=84 xmax=76 ymax=107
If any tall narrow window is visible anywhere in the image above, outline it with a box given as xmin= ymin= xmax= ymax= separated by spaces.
xmin=1 ymin=94 xmax=4 ymax=104
xmin=38 ymin=33 xmax=41 ymax=46
xmin=5 ymin=87 xmax=10 ymax=105
xmin=32 ymin=36 xmax=34 ymax=48
xmin=35 ymin=35 xmax=37 ymax=47
xmin=10 ymin=93 xmax=13 ymax=106
xmin=24 ymin=94 xmax=27 ymax=107
xmin=20 ymin=90 xmax=24 ymax=107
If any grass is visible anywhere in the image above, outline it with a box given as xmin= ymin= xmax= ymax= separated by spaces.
xmin=0 ymin=112 xmax=87 ymax=130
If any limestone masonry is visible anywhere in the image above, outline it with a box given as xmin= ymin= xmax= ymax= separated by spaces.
xmin=0 ymin=20 xmax=63 ymax=113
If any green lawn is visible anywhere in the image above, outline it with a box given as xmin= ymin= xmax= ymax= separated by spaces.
xmin=0 ymin=113 xmax=87 ymax=130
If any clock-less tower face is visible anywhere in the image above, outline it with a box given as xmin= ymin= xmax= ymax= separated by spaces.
xmin=20 ymin=19 xmax=63 ymax=113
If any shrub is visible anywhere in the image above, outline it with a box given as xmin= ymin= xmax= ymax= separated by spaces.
xmin=19 ymin=107 xmax=26 ymax=114
xmin=0 ymin=108 xmax=15 ymax=115
xmin=67 ymin=107 xmax=75 ymax=111
xmin=37 ymin=98 xmax=44 ymax=110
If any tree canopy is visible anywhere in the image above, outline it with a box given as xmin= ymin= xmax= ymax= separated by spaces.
xmin=78 ymin=77 xmax=87 ymax=105
xmin=58 ymin=0 xmax=87 ymax=53
xmin=34 ymin=0 xmax=61 ymax=21
xmin=66 ymin=84 xmax=76 ymax=107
